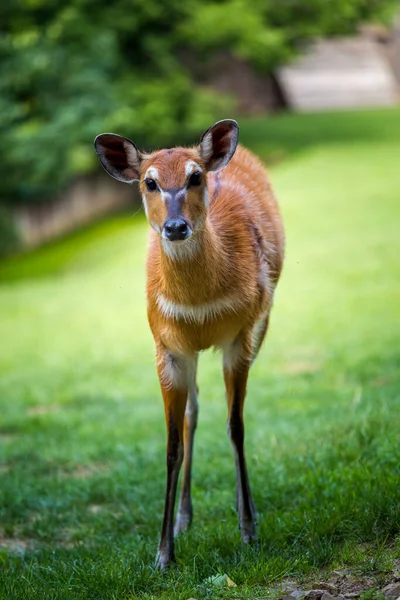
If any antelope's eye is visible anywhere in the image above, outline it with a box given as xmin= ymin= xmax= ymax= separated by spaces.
xmin=188 ymin=171 xmax=202 ymax=187
xmin=145 ymin=178 xmax=157 ymax=192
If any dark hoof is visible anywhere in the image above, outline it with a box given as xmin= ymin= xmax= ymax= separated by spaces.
xmin=155 ymin=549 xmax=176 ymax=571
xmin=241 ymin=522 xmax=258 ymax=545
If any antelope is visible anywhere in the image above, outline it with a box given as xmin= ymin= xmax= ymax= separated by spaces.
xmin=94 ymin=119 xmax=284 ymax=569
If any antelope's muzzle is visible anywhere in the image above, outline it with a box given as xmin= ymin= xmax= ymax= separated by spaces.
xmin=162 ymin=218 xmax=191 ymax=242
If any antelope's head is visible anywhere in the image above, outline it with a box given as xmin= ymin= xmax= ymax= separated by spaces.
xmin=94 ymin=120 xmax=238 ymax=253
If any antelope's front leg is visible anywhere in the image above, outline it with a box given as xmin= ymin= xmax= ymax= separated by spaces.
xmin=155 ymin=348 xmax=192 ymax=570
xmin=223 ymin=333 xmax=257 ymax=544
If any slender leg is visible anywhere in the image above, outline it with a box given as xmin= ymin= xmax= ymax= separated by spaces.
xmin=251 ymin=312 xmax=270 ymax=362
xmin=155 ymin=348 xmax=195 ymax=570
xmin=223 ymin=332 xmax=257 ymax=543
xmin=175 ymin=355 xmax=199 ymax=535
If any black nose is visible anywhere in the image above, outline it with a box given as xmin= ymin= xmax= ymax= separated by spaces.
xmin=163 ymin=218 xmax=189 ymax=241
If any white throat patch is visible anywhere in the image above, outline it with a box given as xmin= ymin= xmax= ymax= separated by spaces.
xmin=156 ymin=293 xmax=240 ymax=323
xmin=161 ymin=237 xmax=198 ymax=261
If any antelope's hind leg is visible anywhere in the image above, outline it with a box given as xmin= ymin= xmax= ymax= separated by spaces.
xmin=223 ymin=332 xmax=258 ymax=544
xmin=174 ymin=355 xmax=199 ymax=536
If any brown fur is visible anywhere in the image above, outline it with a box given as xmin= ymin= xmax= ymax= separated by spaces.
xmin=146 ymin=144 xmax=284 ymax=354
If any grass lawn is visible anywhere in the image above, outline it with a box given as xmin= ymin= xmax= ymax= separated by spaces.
xmin=0 ymin=108 xmax=399 ymax=599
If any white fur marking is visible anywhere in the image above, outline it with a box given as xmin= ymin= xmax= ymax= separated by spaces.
xmin=142 ymin=193 xmax=149 ymax=218
xmin=185 ymin=161 xmax=201 ymax=177
xmin=157 ymin=293 xmax=240 ymax=323
xmin=259 ymin=259 xmax=274 ymax=298
xmin=161 ymin=236 xmax=197 ymax=261
xmin=160 ymin=353 xmax=197 ymax=390
xmin=251 ymin=309 xmax=269 ymax=358
xmin=160 ymin=189 xmax=171 ymax=204
xmin=201 ymin=132 xmax=213 ymax=161
xmin=123 ymin=141 xmax=140 ymax=179
xmin=223 ymin=339 xmax=245 ymax=372
xmin=162 ymin=187 xmax=187 ymax=206
xmin=142 ymin=192 xmax=160 ymax=232
xmin=144 ymin=166 xmax=159 ymax=181
xmin=151 ymin=221 xmax=161 ymax=234
xmin=160 ymin=354 xmax=186 ymax=389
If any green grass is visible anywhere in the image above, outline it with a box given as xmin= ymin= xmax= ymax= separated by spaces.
xmin=1 ymin=108 xmax=399 ymax=599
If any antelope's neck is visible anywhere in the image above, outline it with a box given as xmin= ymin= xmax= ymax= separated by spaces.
xmin=157 ymin=220 xmax=228 ymax=306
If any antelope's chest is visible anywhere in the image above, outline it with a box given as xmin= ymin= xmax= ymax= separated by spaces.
xmin=148 ymin=292 xmax=264 ymax=353
xmin=158 ymin=314 xmax=245 ymax=353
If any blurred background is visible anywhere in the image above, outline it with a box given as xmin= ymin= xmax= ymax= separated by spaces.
xmin=1 ymin=0 xmax=399 ymax=252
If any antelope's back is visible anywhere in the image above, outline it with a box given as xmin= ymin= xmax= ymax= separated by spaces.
xmin=208 ymin=145 xmax=285 ymax=285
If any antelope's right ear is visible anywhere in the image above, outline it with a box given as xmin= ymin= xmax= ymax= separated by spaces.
xmin=200 ymin=119 xmax=239 ymax=172
xmin=94 ymin=133 xmax=142 ymax=183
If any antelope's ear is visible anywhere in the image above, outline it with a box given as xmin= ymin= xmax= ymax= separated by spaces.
xmin=94 ymin=133 xmax=142 ymax=183
xmin=199 ymin=119 xmax=239 ymax=172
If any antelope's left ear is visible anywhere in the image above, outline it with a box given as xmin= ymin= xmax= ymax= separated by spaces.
xmin=199 ymin=119 xmax=239 ymax=172
xmin=94 ymin=133 xmax=142 ymax=183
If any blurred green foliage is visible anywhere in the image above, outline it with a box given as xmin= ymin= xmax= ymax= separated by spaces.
xmin=0 ymin=0 xmax=397 ymax=206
